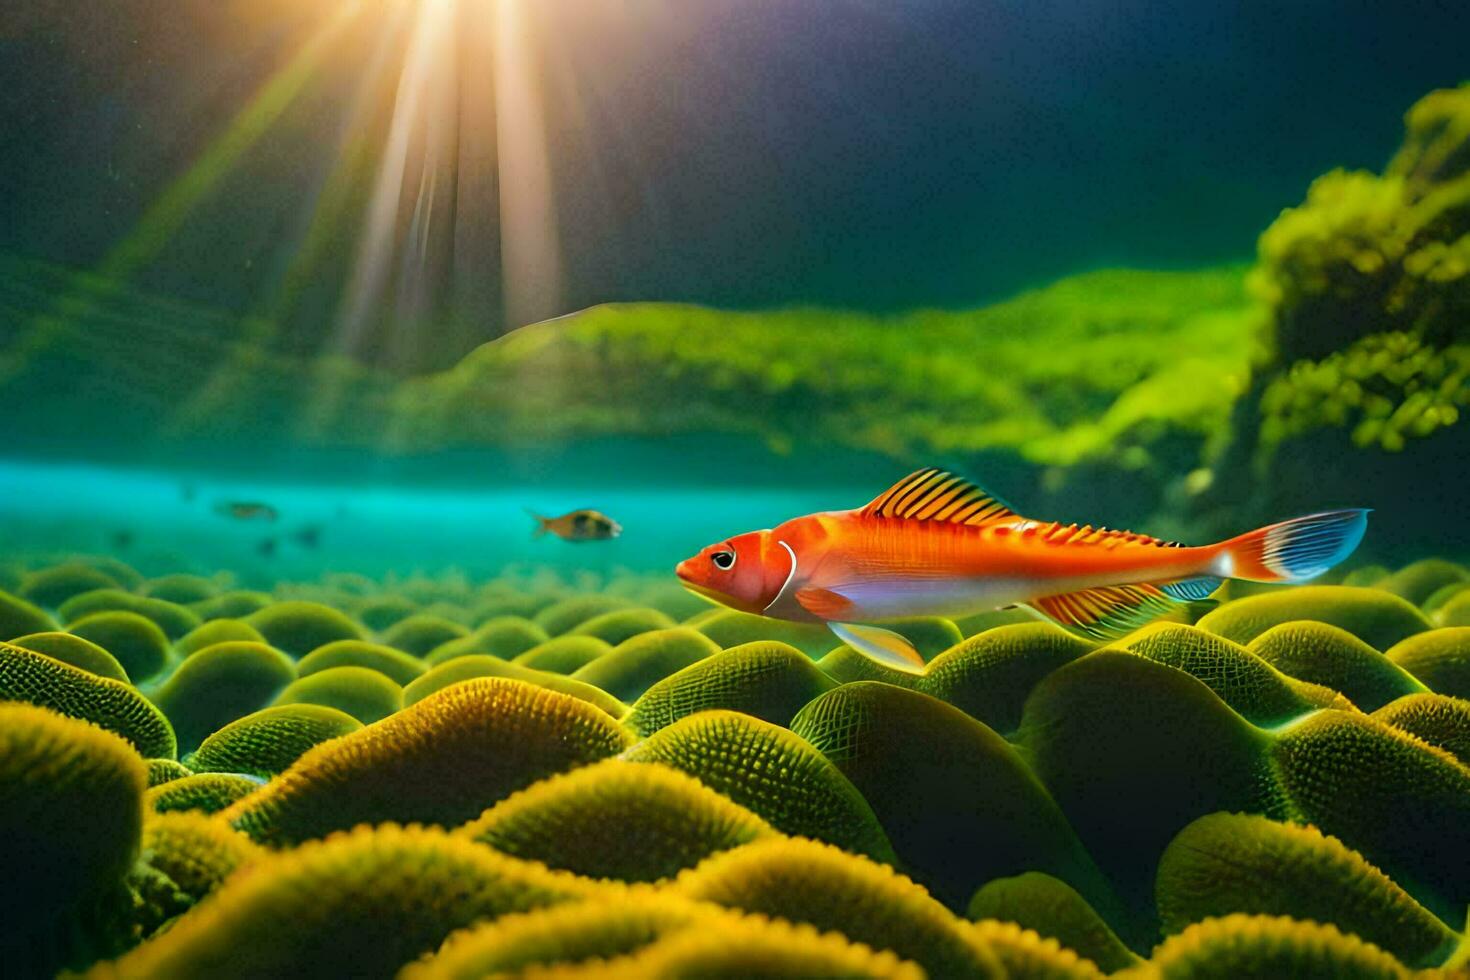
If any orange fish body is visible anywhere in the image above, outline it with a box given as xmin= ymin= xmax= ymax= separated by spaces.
xmin=676 ymin=468 xmax=1368 ymax=672
xmin=529 ymin=508 xmax=622 ymax=542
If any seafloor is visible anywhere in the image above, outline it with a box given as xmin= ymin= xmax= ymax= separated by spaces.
xmin=2 ymin=554 xmax=1469 ymax=978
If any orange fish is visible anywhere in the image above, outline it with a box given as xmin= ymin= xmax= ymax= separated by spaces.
xmin=675 ymin=467 xmax=1368 ymax=672
xmin=528 ymin=508 xmax=622 ymax=542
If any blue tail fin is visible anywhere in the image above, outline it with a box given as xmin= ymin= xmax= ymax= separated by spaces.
xmin=1214 ymin=509 xmax=1371 ymax=583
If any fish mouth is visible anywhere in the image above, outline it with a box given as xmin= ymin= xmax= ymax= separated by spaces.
xmin=678 ymin=580 xmax=734 ymax=608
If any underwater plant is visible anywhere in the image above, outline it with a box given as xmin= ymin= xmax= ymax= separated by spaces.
xmin=424 ymin=615 xmax=550 ymax=664
xmin=244 ymin=601 xmax=365 ymax=657
xmin=10 ymin=629 xmax=130 ymax=682
xmin=293 ymin=639 xmax=427 ymax=684
xmin=146 ymin=758 xmax=193 ymax=787
xmin=511 ymin=634 xmax=613 ymax=674
xmin=380 ymin=613 xmax=469 ymax=657
xmin=175 ymin=619 xmax=267 ymax=657
xmin=60 ymin=590 xmax=202 ymax=642
xmin=68 ymin=610 xmax=173 ymax=683
xmin=403 ymin=653 xmax=627 ymax=717
xmin=185 ymin=703 xmax=362 ymax=779
xmin=272 ymin=664 xmax=404 ymax=724
xmin=0 ymin=588 xmax=57 ymax=640
xmin=567 ymin=606 xmax=677 ymax=645
xmin=1195 ymin=584 xmax=1431 ymax=649
xmin=966 ymin=871 xmax=1140 ymax=973
xmin=1386 ymin=628 xmax=1470 ymax=698
xmin=1136 ymin=913 xmax=1413 ymax=979
xmin=918 ymin=623 xmax=1093 ymax=732
xmin=569 ymin=627 xmax=720 ymax=702
xmin=19 ymin=562 xmax=121 ymax=608
xmin=139 ymin=810 xmax=262 ymax=903
xmin=1247 ymin=620 xmax=1428 ymax=711
xmin=1372 ymin=692 xmax=1470 ymax=766
xmin=145 ymin=772 xmax=262 ymax=815
xmin=152 ymin=641 xmax=297 ymax=751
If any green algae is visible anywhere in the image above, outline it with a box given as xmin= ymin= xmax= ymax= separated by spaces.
xmin=140 ymin=811 xmax=262 ymax=903
xmin=693 ymin=608 xmax=838 ymax=657
xmin=917 ymin=623 xmax=1094 ymax=732
xmin=1386 ymin=627 xmax=1470 ymax=697
xmin=190 ymin=590 xmax=273 ymax=621
xmin=152 ymin=641 xmax=297 ymax=751
xmin=0 ymin=641 xmax=176 ymax=757
xmin=570 ymin=627 xmax=720 ymax=702
xmin=146 ymin=773 xmax=262 ymax=815
xmin=1196 ymin=585 xmax=1431 ymax=650
xmin=186 ymin=704 xmax=362 ymax=779
xmin=295 ymin=639 xmax=426 ymax=684
xmin=60 ymin=590 xmax=201 ymax=641
xmin=967 ymin=872 xmax=1141 ymax=972
xmin=404 ymin=653 xmax=626 ymax=717
xmin=69 ymin=611 xmax=172 ymax=682
xmin=1375 ymin=559 xmax=1470 ymax=607
xmin=227 ymin=678 xmax=633 ymax=846
xmin=11 ymin=629 xmax=130 ymax=682
xmin=140 ymin=575 xmax=219 ymax=605
xmin=424 ymin=615 xmax=550 ymax=665
xmin=0 ymin=587 xmax=57 ymax=639
xmin=19 ymin=562 xmax=121 ymax=608
xmin=1137 ymin=913 xmax=1411 ymax=979
xmin=533 ymin=594 xmax=637 ymax=635
xmin=380 ymin=613 xmax=468 ymax=656
xmin=568 ymin=606 xmax=677 ymax=645
xmin=966 ymin=920 xmax=1107 ymax=980
xmin=146 ymin=758 xmax=193 ymax=787
xmin=626 ymin=640 xmax=837 ymax=738
xmin=244 ymin=600 xmax=365 ymax=657
xmin=1437 ymin=590 xmax=1470 ymax=627
xmin=175 ymin=619 xmax=265 ymax=657
xmin=623 ymin=709 xmax=895 ymax=861
xmin=1248 ymin=620 xmax=1428 ymax=711
xmin=1373 ymin=693 xmax=1470 ymax=766
xmin=511 ymin=634 xmax=612 ymax=673
xmin=353 ymin=594 xmax=419 ymax=632
xmin=272 ymin=665 xmax=403 ymax=724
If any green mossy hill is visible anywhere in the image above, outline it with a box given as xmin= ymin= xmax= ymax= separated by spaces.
xmin=272 ymin=666 xmax=404 ymax=724
xmin=966 ymin=920 xmax=1108 ymax=980
xmin=1248 ymin=621 xmax=1427 ymax=711
xmin=626 ymin=641 xmax=838 ymax=738
xmin=147 ymin=758 xmax=193 ymax=787
xmin=11 ymin=630 xmax=130 ymax=681
xmin=1375 ymin=559 xmax=1470 ymax=607
xmin=403 ymin=653 xmax=626 ymax=718
xmin=140 ymin=811 xmax=261 ymax=902
xmin=568 ymin=607 xmax=677 ymax=645
xmin=190 ymin=590 xmax=273 ymax=621
xmin=571 ymin=628 xmax=721 ymax=702
xmin=967 ymin=872 xmax=1141 ymax=973
xmin=1196 ymin=585 xmax=1431 ymax=650
xmin=146 ymin=773 xmax=261 ymax=815
xmin=1437 ymin=591 xmax=1470 ymax=627
xmin=1387 ymin=628 xmax=1470 ymax=698
xmin=0 ymin=587 xmax=57 ymax=639
xmin=464 ymin=759 xmax=772 ymax=882
xmin=1120 ymin=623 xmax=1326 ymax=725
xmin=152 ymin=641 xmax=297 ymax=752
xmin=425 ymin=616 xmax=550 ymax=665
xmin=512 ymin=635 xmax=612 ymax=674
xmin=1373 ymin=693 xmax=1470 ymax=766
xmin=354 ymin=594 xmax=419 ymax=632
xmin=624 ymin=710 xmax=895 ymax=861
xmin=0 ymin=641 xmax=176 ymax=757
xmin=533 ymin=594 xmax=636 ymax=635
xmin=693 ymin=609 xmax=838 ymax=657
xmin=792 ymin=681 xmax=1115 ymax=916
xmin=68 ymin=611 xmax=172 ymax=682
xmin=19 ymin=562 xmax=121 ymax=608
xmin=296 ymin=639 xmax=426 ymax=684
xmin=815 ymin=645 xmax=926 ymax=690
xmin=244 ymin=601 xmax=365 ymax=657
xmin=186 ymin=704 xmax=362 ymax=779
xmin=1136 ymin=914 xmax=1412 ymax=980
xmin=226 ymin=678 xmax=633 ymax=846
xmin=918 ymin=623 xmax=1094 ymax=733
xmin=175 ymin=619 xmax=265 ymax=657
xmin=60 ymin=591 xmax=201 ymax=640
xmin=1267 ymin=709 xmax=1470 ymax=921
xmin=141 ymin=575 xmax=219 ymax=605
xmin=676 ymin=836 xmax=1004 ymax=979
xmin=1014 ymin=652 xmax=1272 ymax=918
xmin=0 ymin=704 xmax=146 ymax=977
xmin=381 ymin=613 xmax=469 ymax=656
xmin=88 ymin=824 xmax=600 ymax=980
xmin=1156 ymin=812 xmax=1459 ymax=967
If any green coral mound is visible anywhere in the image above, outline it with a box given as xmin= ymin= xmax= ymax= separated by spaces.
xmin=815 ymin=645 xmax=925 ymax=689
xmin=152 ymin=641 xmax=297 ymax=751
xmin=1121 ymin=623 xmax=1323 ymax=725
xmin=693 ymin=609 xmax=838 ymax=657
xmin=676 ymin=836 xmax=1004 ymax=979
xmin=19 ymin=562 xmax=120 ymax=608
xmin=1386 ymin=628 xmax=1470 ymax=698
xmin=1375 ymin=559 xmax=1470 ymax=607
xmin=1248 ymin=621 xmax=1428 ymax=711
xmin=1015 ymin=651 xmax=1271 ymax=915
xmin=1438 ymin=591 xmax=1470 ymax=628
xmin=11 ymin=630 xmax=130 ymax=681
xmin=91 ymin=824 xmax=598 ymax=979
xmin=921 ymin=623 xmax=1095 ymax=732
xmin=626 ymin=641 xmax=837 ymax=738
xmin=571 ymin=628 xmax=721 ymax=702
xmin=176 ymin=619 xmax=265 ymax=657
xmin=1155 ymin=812 xmax=1458 ymax=967
xmin=0 ymin=704 xmax=146 ymax=976
xmin=69 ymin=611 xmax=172 ymax=682
xmin=512 ymin=635 xmax=612 ymax=674
xmin=425 ymin=615 xmax=550 ymax=665
xmin=354 ymin=594 xmax=419 ymax=632
xmin=0 ymin=587 xmax=57 ymax=639
xmin=147 ymin=758 xmax=193 ymax=787
xmin=624 ymin=710 xmax=894 ymax=861
xmin=967 ymin=920 xmax=1107 ymax=980
xmin=0 ymin=641 xmax=176 ymax=757
xmin=60 ymin=590 xmax=201 ymax=640
xmin=146 ymin=773 xmax=262 ymax=815
xmin=1373 ymin=693 xmax=1470 ymax=766
xmin=296 ymin=640 xmax=426 ymax=685
xmin=465 ymin=759 xmax=772 ymax=882
xmin=191 ymin=590 xmax=273 ymax=621
xmin=533 ymin=594 xmax=636 ymax=635
xmin=141 ymin=575 xmax=218 ymax=605
xmin=967 ymin=872 xmax=1140 ymax=972
xmin=1268 ymin=709 xmax=1470 ymax=920
xmin=140 ymin=811 xmax=261 ymax=902
xmin=227 ymin=678 xmax=633 ymax=846
xmin=1196 ymin=585 xmax=1431 ymax=650
xmin=187 ymin=704 xmax=362 ymax=779
xmin=381 ymin=613 xmax=469 ymax=656
xmin=1141 ymin=914 xmax=1411 ymax=979
xmin=272 ymin=665 xmax=404 ymax=724
xmin=792 ymin=681 xmax=1114 ymax=915
xmin=244 ymin=600 xmax=365 ymax=658
xmin=568 ymin=607 xmax=677 ymax=645
xmin=404 ymin=654 xmax=626 ymax=717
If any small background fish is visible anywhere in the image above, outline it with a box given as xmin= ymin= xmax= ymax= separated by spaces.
xmin=216 ymin=501 xmax=279 ymax=522
xmin=528 ymin=508 xmax=622 ymax=542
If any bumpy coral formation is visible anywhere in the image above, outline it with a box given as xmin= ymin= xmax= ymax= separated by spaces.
xmin=11 ymin=629 xmax=131 ymax=681
xmin=967 ymin=872 xmax=1141 ymax=972
xmin=569 ymin=607 xmax=677 ymax=645
xmin=69 ymin=611 xmax=173 ymax=682
xmin=1197 ymin=585 xmax=1431 ymax=649
xmin=425 ymin=615 xmax=550 ymax=664
xmin=1248 ymin=620 xmax=1427 ymax=710
xmin=381 ymin=613 xmax=469 ymax=656
xmin=0 ymin=587 xmax=57 ymax=639
xmin=146 ymin=772 xmax=262 ymax=814
xmin=512 ymin=634 xmax=613 ymax=674
xmin=571 ymin=627 xmax=720 ymax=702
xmin=920 ymin=623 xmax=1093 ymax=732
xmin=186 ymin=704 xmax=362 ymax=778
xmin=403 ymin=653 xmax=626 ymax=717
xmin=174 ymin=619 xmax=265 ymax=656
xmin=294 ymin=640 xmax=427 ymax=684
xmin=60 ymin=590 xmax=201 ymax=641
xmin=1372 ymin=692 xmax=1470 ymax=765
xmin=153 ymin=641 xmax=297 ymax=750
xmin=1386 ymin=628 xmax=1470 ymax=698
xmin=1139 ymin=914 xmax=1412 ymax=979
xmin=272 ymin=665 xmax=404 ymax=724
xmin=244 ymin=601 xmax=365 ymax=657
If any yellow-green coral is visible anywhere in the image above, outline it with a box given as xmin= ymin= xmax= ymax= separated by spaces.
xmin=1136 ymin=913 xmax=1410 ymax=979
xmin=1156 ymin=812 xmax=1459 ymax=967
xmin=966 ymin=920 xmax=1107 ymax=979
xmin=190 ymin=590 xmax=272 ymax=622
xmin=1196 ymin=585 xmax=1431 ymax=650
xmin=571 ymin=627 xmax=721 ymax=702
xmin=140 ymin=810 xmax=261 ymax=903
xmin=147 ymin=758 xmax=193 ymax=787
xmin=244 ymin=600 xmax=365 ymax=658
xmin=70 ymin=610 xmax=172 ymax=682
xmin=141 ymin=575 xmax=219 ymax=605
xmin=465 ymin=759 xmax=773 ymax=882
xmin=404 ymin=654 xmax=626 ymax=717
xmin=624 ymin=709 xmax=895 ymax=861
xmin=1386 ymin=628 xmax=1470 ymax=698
xmin=186 ymin=703 xmax=362 ymax=779
xmin=11 ymin=629 xmax=130 ymax=682
xmin=294 ymin=640 xmax=426 ymax=684
xmin=61 ymin=591 xmax=202 ymax=641
xmin=0 ymin=641 xmax=176 ymax=757
xmin=146 ymin=773 xmax=262 ymax=815
xmin=1375 ymin=559 xmax=1470 ymax=607
xmin=19 ymin=562 xmax=121 ymax=608
xmin=425 ymin=615 xmax=550 ymax=665
xmin=693 ymin=609 xmax=838 ymax=657
xmin=381 ymin=613 xmax=469 ymax=657
xmin=512 ymin=635 xmax=612 ymax=674
xmin=152 ymin=641 xmax=297 ymax=751
xmin=626 ymin=641 xmax=837 ymax=738
xmin=675 ymin=836 xmax=1004 ymax=979
xmin=272 ymin=665 xmax=403 ymax=724
xmin=1373 ymin=693 xmax=1470 ymax=766
xmin=919 ymin=623 xmax=1093 ymax=732
xmin=0 ymin=587 xmax=57 ymax=639
xmin=226 ymin=678 xmax=633 ymax=846
xmin=534 ymin=594 xmax=636 ymax=635
xmin=354 ymin=594 xmax=419 ymax=632
xmin=967 ymin=872 xmax=1140 ymax=972
xmin=175 ymin=619 xmax=265 ymax=657
xmin=568 ymin=607 xmax=677 ymax=645
xmin=1248 ymin=621 xmax=1427 ymax=711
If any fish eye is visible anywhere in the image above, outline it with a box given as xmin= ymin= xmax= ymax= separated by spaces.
xmin=711 ymin=549 xmax=736 ymax=570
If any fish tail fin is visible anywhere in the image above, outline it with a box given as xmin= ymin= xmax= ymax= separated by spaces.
xmin=1209 ymin=509 xmax=1370 ymax=584
xmin=525 ymin=508 xmax=549 ymax=537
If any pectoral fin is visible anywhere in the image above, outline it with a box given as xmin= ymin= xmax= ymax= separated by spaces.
xmin=829 ymin=622 xmax=926 ymax=674
xmin=795 ymin=586 xmax=856 ymax=619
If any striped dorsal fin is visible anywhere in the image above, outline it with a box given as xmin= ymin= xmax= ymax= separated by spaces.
xmin=1027 ymin=522 xmax=1181 ymax=550
xmin=860 ymin=468 xmax=1020 ymax=526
